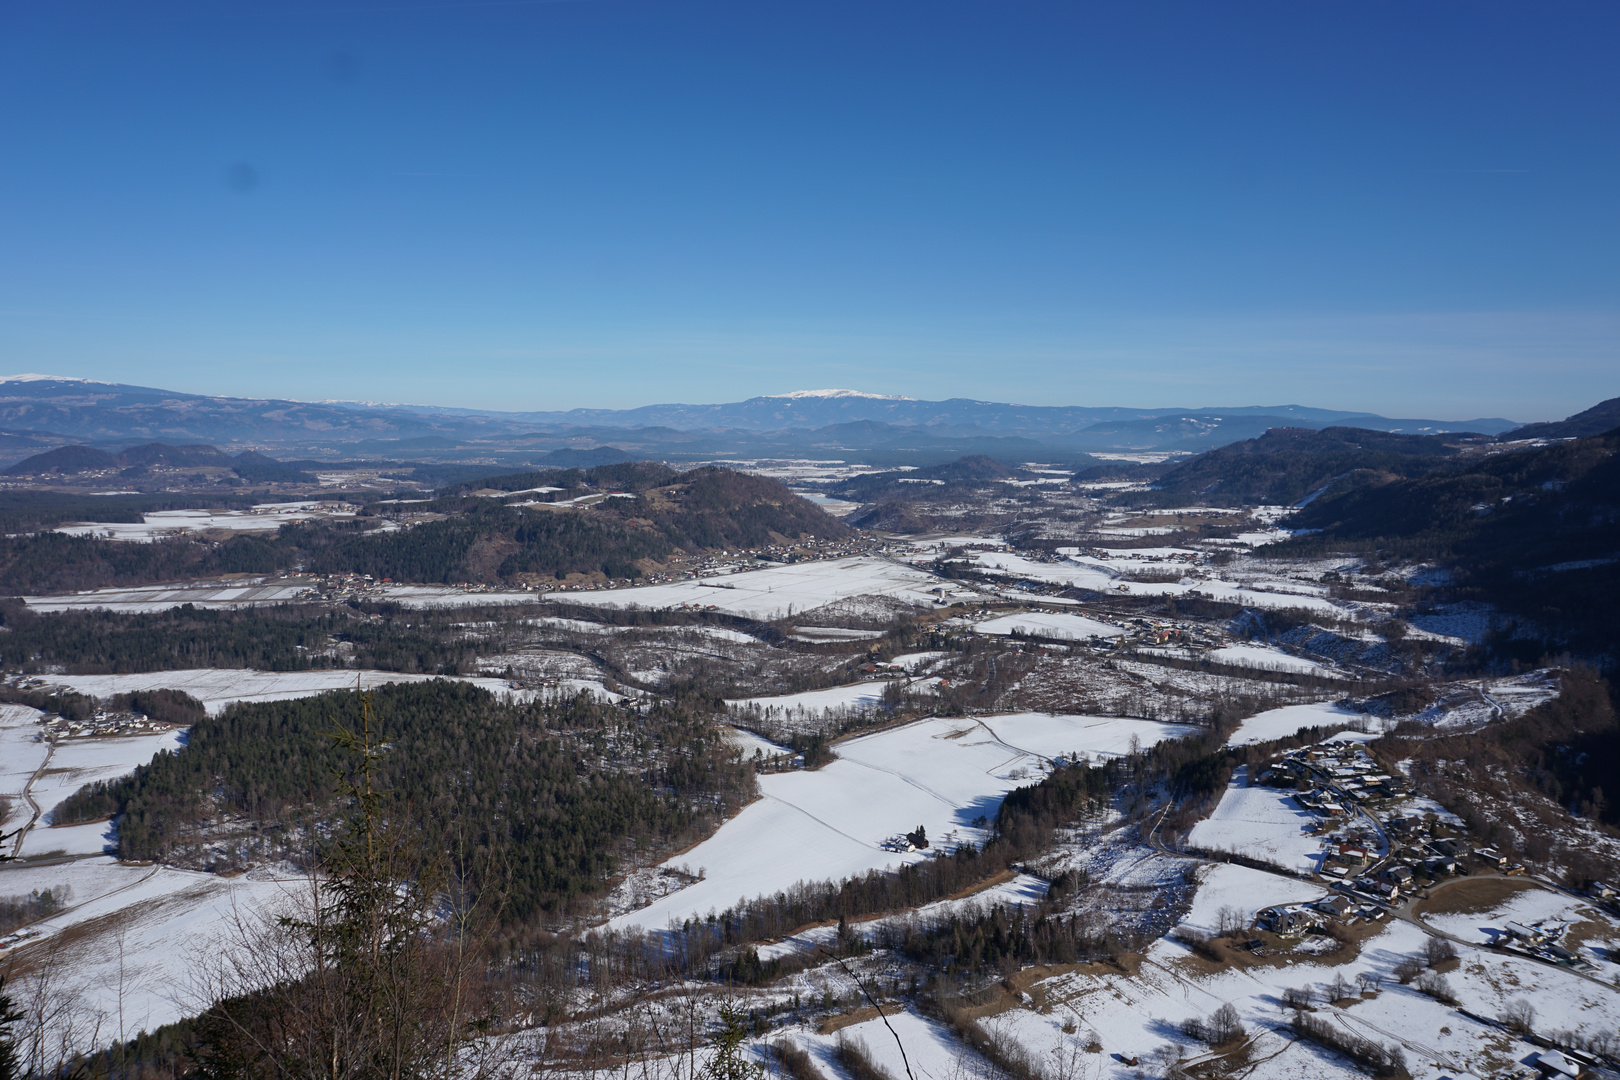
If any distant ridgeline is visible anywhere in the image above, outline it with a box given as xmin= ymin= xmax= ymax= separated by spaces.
xmin=0 ymin=462 xmax=851 ymax=593
xmin=4 ymin=441 xmax=317 ymax=483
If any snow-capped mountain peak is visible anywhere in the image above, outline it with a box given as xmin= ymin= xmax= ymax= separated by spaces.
xmin=765 ymin=389 xmax=917 ymax=401
xmin=0 ymin=373 xmax=115 ymax=385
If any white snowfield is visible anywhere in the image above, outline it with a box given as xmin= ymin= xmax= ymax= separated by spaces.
xmin=25 ymin=579 xmax=548 ymax=613
xmin=38 ymin=669 xmax=529 ymax=716
xmin=610 ymin=713 xmax=1192 ymax=932
xmin=974 ymin=611 xmax=1124 ymax=640
xmin=960 ymin=551 xmax=1346 ymax=614
xmin=17 ymin=730 xmax=187 ymax=858
xmin=724 ymin=727 xmax=792 ymax=760
xmin=1226 ymin=701 xmax=1364 ymax=746
xmin=1207 ymin=643 xmax=1337 ymax=676
xmin=0 ymin=856 xmax=305 ymax=1050
xmin=731 ymin=682 xmax=890 ymax=717
xmin=793 ymin=1009 xmax=976 ymax=1080
xmin=1424 ymin=883 xmax=1619 ymax=964
xmin=1186 ymin=768 xmax=1325 ymax=875
xmin=26 ymin=580 xmax=318 ymax=613
xmin=0 ymin=704 xmax=50 ymax=836
xmin=56 ymin=502 xmax=356 ymax=543
xmin=1182 ymin=863 xmax=1325 ymax=934
xmin=553 ymin=556 xmax=956 ymax=620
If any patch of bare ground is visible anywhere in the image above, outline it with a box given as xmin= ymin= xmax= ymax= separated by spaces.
xmin=1173 ymin=923 xmax=1381 ymax=975
xmin=816 ymin=1006 xmax=887 ymax=1034
xmin=1562 ymin=913 xmax=1620 ymax=952
xmin=1410 ymin=875 xmax=1538 ymax=917
xmin=1185 ymin=1035 xmax=1256 ymax=1079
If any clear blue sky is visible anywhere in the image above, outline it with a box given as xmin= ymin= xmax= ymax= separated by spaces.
xmin=1 ymin=1 xmax=1615 ymax=421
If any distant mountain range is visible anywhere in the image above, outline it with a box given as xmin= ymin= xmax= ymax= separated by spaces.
xmin=0 ymin=374 xmax=1536 ymax=466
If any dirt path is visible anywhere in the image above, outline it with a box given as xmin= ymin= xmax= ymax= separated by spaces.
xmin=10 ymin=738 xmax=56 ymax=859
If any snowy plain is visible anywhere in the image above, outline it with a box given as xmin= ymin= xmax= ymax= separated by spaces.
xmin=973 ymin=611 xmax=1124 ymax=641
xmin=610 ymin=713 xmax=1192 ymax=932
xmin=1185 ymin=768 xmax=1324 ymax=875
xmin=1225 ymin=701 xmax=1365 ymax=746
xmin=554 ymin=557 xmax=961 ymax=620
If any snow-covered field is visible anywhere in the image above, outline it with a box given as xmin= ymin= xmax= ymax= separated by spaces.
xmin=17 ymin=730 xmax=187 ymax=857
xmin=1226 ymin=701 xmax=1364 ymax=746
xmin=56 ymin=502 xmax=355 ymax=542
xmin=0 ymin=704 xmax=50 ymax=837
xmin=973 ymin=611 xmax=1124 ymax=641
xmin=724 ymin=727 xmax=792 ymax=760
xmin=1423 ymin=881 xmax=1620 ymax=971
xmin=38 ymin=669 xmax=528 ymax=716
xmin=793 ymin=1009 xmax=976 ymax=1080
xmin=731 ymin=682 xmax=890 ymax=717
xmin=1181 ymin=863 xmax=1325 ymax=934
xmin=611 ymin=714 xmax=1192 ymax=931
xmin=26 ymin=580 xmax=318 ymax=613
xmin=1207 ymin=643 xmax=1337 ymax=676
xmin=1186 ymin=768 xmax=1324 ymax=875
xmin=555 ymin=557 xmax=959 ymax=620
xmin=0 ymin=856 xmax=303 ymax=1049
xmin=958 ymin=551 xmax=1346 ymax=614
xmin=25 ymin=580 xmax=546 ymax=613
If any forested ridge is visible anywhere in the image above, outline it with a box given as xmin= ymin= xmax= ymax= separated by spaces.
xmin=0 ymin=603 xmax=488 ymax=675
xmin=58 ymin=680 xmax=756 ymax=922
xmin=1148 ymin=426 xmax=1480 ymax=507
xmin=1280 ymin=428 xmax=1620 ymax=663
xmin=0 ymin=463 xmax=849 ymax=594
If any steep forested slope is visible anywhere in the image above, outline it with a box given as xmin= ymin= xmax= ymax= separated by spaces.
xmin=1504 ymin=396 xmax=1620 ymax=441
xmin=1282 ymin=429 xmax=1620 ymax=661
xmin=1150 ymin=426 xmax=1481 ymax=506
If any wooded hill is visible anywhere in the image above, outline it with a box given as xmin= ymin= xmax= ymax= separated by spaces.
xmin=0 ymin=463 xmax=851 ymax=593
xmin=57 ymin=680 xmax=756 ymax=923
xmin=4 ymin=442 xmax=316 ymax=482
xmin=1279 ymin=427 xmax=1620 ymax=665
xmin=1147 ymin=426 xmax=1487 ymax=507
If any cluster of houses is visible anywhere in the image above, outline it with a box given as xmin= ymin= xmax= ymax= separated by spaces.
xmin=1259 ymin=739 xmax=1521 ymax=902
xmin=1256 ymin=893 xmax=1389 ymax=937
xmin=1496 ymin=919 xmax=1598 ymax=973
xmin=37 ymin=709 xmax=178 ymax=741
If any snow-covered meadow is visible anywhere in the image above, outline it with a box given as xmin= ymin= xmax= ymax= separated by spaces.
xmin=973 ymin=611 xmax=1124 ymax=641
xmin=1226 ymin=701 xmax=1364 ymax=746
xmin=55 ymin=502 xmax=356 ymax=542
xmin=555 ymin=557 xmax=966 ymax=620
xmin=611 ymin=713 xmax=1192 ymax=932
xmin=1185 ymin=769 xmax=1325 ymax=875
